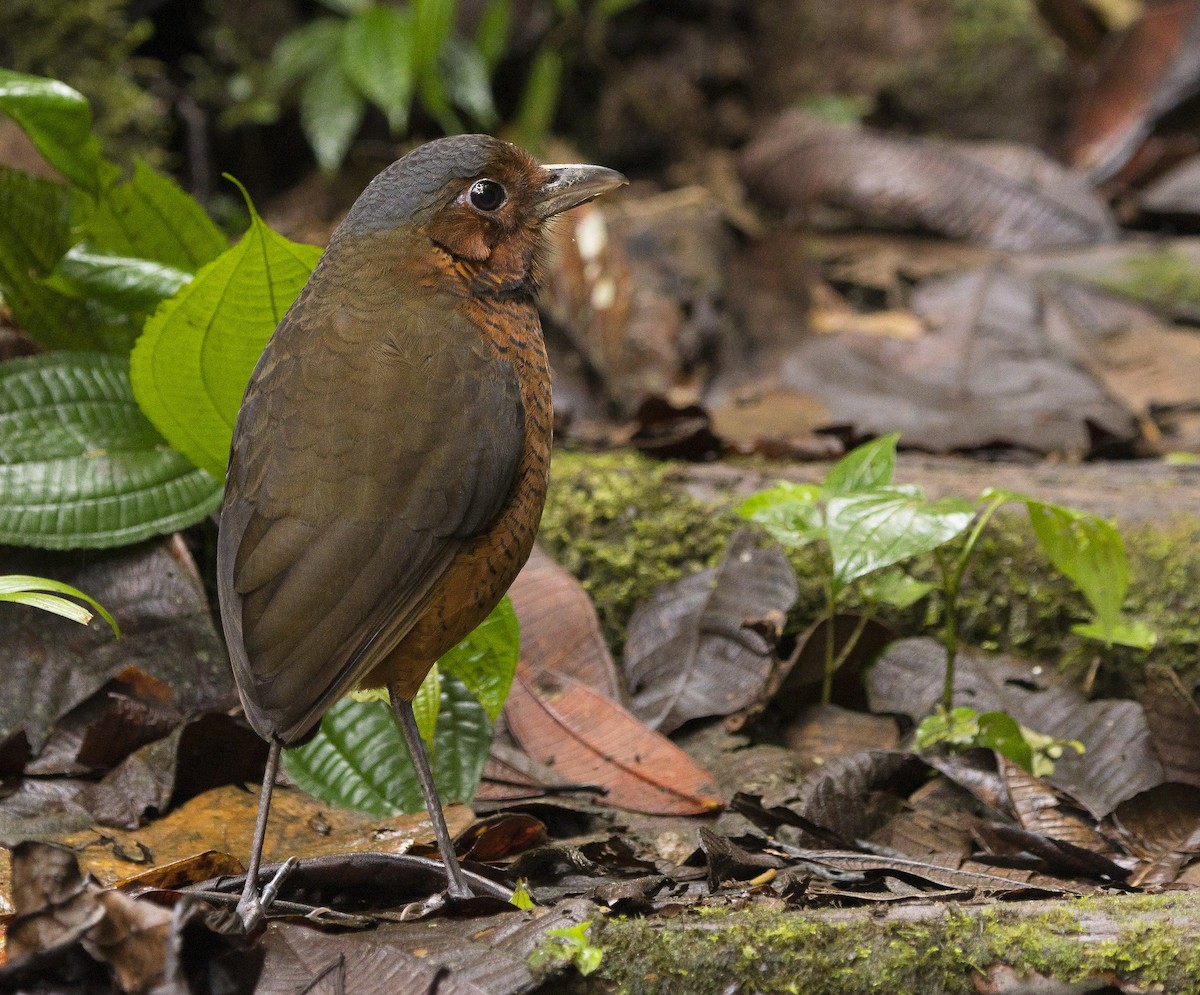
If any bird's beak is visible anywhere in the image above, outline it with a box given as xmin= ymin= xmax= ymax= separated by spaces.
xmin=535 ymin=163 xmax=628 ymax=219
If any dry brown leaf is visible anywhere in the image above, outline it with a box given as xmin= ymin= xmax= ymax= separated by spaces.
xmin=507 ymin=545 xmax=621 ymax=698
xmin=49 ymin=784 xmax=475 ymax=892
xmin=1141 ymin=663 xmax=1200 ymax=787
xmin=741 ymin=111 xmax=1116 ymax=250
xmin=504 ymin=662 xmax=723 ymax=815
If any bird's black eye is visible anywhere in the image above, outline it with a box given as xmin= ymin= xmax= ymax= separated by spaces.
xmin=468 ymin=179 xmax=506 ymax=212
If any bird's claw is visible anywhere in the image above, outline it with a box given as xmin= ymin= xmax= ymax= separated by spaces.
xmin=232 ymin=856 xmax=299 ymax=933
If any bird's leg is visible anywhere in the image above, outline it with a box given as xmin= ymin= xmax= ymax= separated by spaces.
xmin=235 ymin=738 xmax=292 ymax=931
xmin=389 ymin=687 xmax=473 ymax=899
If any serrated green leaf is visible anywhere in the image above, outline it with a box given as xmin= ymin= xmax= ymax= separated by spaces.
xmin=129 ymin=196 xmax=322 ymax=478
xmin=826 ymin=486 xmax=974 ymax=590
xmin=0 ymin=574 xmax=119 ymax=634
xmin=736 ymin=481 xmax=823 ymax=550
xmin=283 ymin=670 xmax=493 ymax=816
xmin=87 ymin=161 xmax=227 ymax=271
xmin=342 ymin=6 xmax=414 ymax=132
xmin=439 ymin=596 xmax=519 ymax=720
xmin=268 ymin=18 xmax=346 ymax=96
xmin=46 ymin=246 xmax=190 ymax=312
xmin=0 ymin=70 xmax=101 ymax=192
xmin=0 ymin=352 xmax=223 ymax=549
xmin=823 ymin=433 xmax=899 ymax=496
xmin=413 ymin=662 xmax=441 ymax=745
xmin=1026 ymin=502 xmax=1128 ymax=639
xmin=300 ymin=59 xmax=367 ymax=172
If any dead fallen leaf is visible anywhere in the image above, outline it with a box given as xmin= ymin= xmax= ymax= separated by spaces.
xmin=741 ymin=111 xmax=1117 ymax=250
xmin=1066 ymin=0 xmax=1200 ymax=180
xmin=869 ymin=638 xmax=1164 ymax=818
xmin=504 ymin=662 xmax=723 ymax=815
xmin=507 ymin=545 xmax=622 ymax=698
xmin=50 ymin=783 xmax=476 ymax=892
xmin=0 ymin=536 xmax=236 ymax=757
xmin=624 ymin=529 xmax=797 ymax=733
xmin=1141 ymin=663 xmax=1200 ymax=787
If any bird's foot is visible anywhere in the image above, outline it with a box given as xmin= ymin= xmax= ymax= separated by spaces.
xmin=209 ymin=856 xmax=300 ymax=935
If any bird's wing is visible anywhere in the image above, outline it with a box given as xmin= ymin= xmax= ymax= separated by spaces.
xmin=217 ymin=283 xmax=526 ymax=743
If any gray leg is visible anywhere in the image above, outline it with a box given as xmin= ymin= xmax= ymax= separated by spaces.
xmin=389 ymin=687 xmax=473 ymax=899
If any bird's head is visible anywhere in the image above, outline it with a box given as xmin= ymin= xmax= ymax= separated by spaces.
xmin=334 ymin=134 xmax=626 ymax=297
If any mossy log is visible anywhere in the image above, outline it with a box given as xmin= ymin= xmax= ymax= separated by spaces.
xmin=547 ymin=891 xmax=1200 ymax=994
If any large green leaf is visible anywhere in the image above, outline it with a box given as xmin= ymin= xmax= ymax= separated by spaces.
xmin=300 ymin=59 xmax=366 ymax=173
xmin=284 ymin=670 xmax=493 ymax=816
xmin=0 ymin=70 xmax=101 ymax=193
xmin=129 ymin=198 xmax=322 ymax=478
xmin=342 ymin=5 xmax=414 ymax=132
xmin=439 ymin=596 xmax=519 ymax=720
xmin=0 ymin=353 xmax=223 ymax=549
xmin=826 ymin=485 xmax=974 ymax=590
xmin=0 ymin=166 xmax=112 ymax=351
xmin=47 ymin=246 xmax=191 ymax=312
xmin=86 ymin=161 xmax=228 ymax=271
xmin=736 ymin=481 xmax=823 ymax=550
xmin=823 ymin=432 xmax=898 ymax=496
xmin=1026 ymin=502 xmax=1128 ymax=640
xmin=441 ymin=38 xmax=498 ymax=125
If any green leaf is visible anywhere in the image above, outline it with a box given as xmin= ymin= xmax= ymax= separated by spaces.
xmin=976 ymin=711 xmax=1033 ymax=772
xmin=87 ymin=161 xmax=227 ymax=271
xmin=826 ymin=485 xmax=974 ymax=590
xmin=129 ymin=189 xmax=322 ymax=478
xmin=0 ymin=70 xmax=101 ymax=193
xmin=268 ymin=18 xmax=345 ymax=96
xmin=1072 ymin=618 xmax=1157 ymax=651
xmin=441 ymin=38 xmax=498 ymax=125
xmin=0 ymin=165 xmax=109 ymax=350
xmin=0 ymin=574 xmax=119 ymax=635
xmin=514 ymin=45 xmax=563 ymax=149
xmin=474 ymin=0 xmax=512 ymax=71
xmin=858 ymin=569 xmax=935 ymax=610
xmin=342 ymin=5 xmax=414 ymax=132
xmin=412 ymin=662 xmax=441 ymax=745
xmin=823 ymin=433 xmax=899 ymax=496
xmin=438 ymin=596 xmax=519 ymax=720
xmin=411 ymin=0 xmax=456 ymax=79
xmin=736 ymin=481 xmax=823 ymax=549
xmin=46 ymin=246 xmax=191 ymax=312
xmin=300 ymin=59 xmax=367 ymax=172
xmin=0 ymin=352 xmax=223 ymax=549
xmin=284 ymin=670 xmax=493 ymax=816
xmin=1026 ymin=502 xmax=1128 ymax=640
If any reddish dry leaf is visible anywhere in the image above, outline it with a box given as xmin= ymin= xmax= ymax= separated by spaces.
xmin=456 ymin=813 xmax=548 ymax=861
xmin=507 ymin=545 xmax=621 ymax=698
xmin=1066 ymin=0 xmax=1200 ymax=180
xmin=503 ymin=662 xmax=723 ymax=815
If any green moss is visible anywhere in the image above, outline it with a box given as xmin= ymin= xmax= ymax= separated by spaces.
xmin=0 ymin=0 xmax=169 ymax=168
xmin=556 ymin=894 xmax=1200 ymax=994
xmin=1095 ymin=248 xmax=1200 ymax=314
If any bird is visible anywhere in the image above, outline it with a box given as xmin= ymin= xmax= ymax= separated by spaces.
xmin=216 ymin=134 xmax=625 ymax=930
